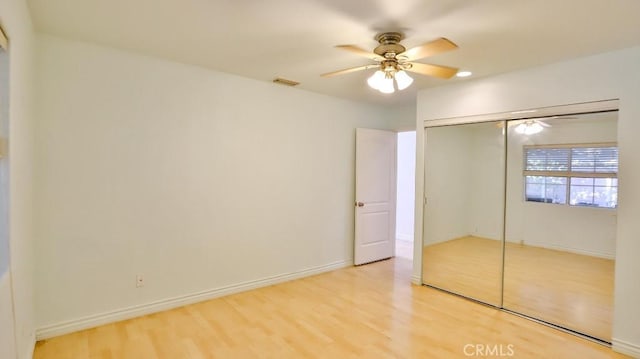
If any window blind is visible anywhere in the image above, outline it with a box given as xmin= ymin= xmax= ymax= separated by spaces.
xmin=524 ymin=145 xmax=618 ymax=176
xmin=523 ymin=144 xmax=618 ymax=208
xmin=525 ymin=148 xmax=570 ymax=171
xmin=571 ymin=147 xmax=618 ymax=173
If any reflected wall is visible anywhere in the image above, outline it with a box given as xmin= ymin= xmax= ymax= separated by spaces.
xmin=421 ymin=109 xmax=617 ymax=343
xmin=422 ymin=121 xmax=505 ymax=306
xmin=503 ymin=112 xmax=618 ymax=341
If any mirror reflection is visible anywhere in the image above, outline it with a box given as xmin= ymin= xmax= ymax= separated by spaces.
xmin=503 ymin=111 xmax=617 ymax=342
xmin=422 ymin=121 xmax=505 ymax=306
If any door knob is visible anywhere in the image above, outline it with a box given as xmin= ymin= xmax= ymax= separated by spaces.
xmin=355 ymin=202 xmax=365 ymax=207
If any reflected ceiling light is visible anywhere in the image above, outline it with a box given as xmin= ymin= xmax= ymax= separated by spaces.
xmin=367 ymin=66 xmax=414 ymax=94
xmin=456 ymin=70 xmax=472 ymax=78
xmin=514 ymin=121 xmax=544 ymax=135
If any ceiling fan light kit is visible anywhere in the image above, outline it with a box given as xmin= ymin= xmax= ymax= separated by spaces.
xmin=379 ymin=77 xmax=395 ymax=94
xmin=515 ymin=121 xmax=544 ymax=135
xmin=394 ymin=70 xmax=414 ymax=90
xmin=322 ymin=31 xmax=460 ymax=94
xmin=367 ymin=69 xmax=413 ymax=94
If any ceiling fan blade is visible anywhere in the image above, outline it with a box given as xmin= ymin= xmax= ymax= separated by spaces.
xmin=321 ymin=64 xmax=379 ymax=78
xmin=335 ymin=45 xmax=384 ymax=61
xmin=406 ymin=62 xmax=459 ymax=79
xmin=401 ymin=38 xmax=458 ymax=61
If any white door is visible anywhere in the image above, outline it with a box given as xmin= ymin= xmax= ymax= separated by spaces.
xmin=354 ymin=128 xmax=397 ymax=265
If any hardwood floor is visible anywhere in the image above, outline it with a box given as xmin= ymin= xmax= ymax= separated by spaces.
xmin=35 ymin=257 xmax=627 ymax=359
xmin=423 ymin=236 xmax=614 ymax=341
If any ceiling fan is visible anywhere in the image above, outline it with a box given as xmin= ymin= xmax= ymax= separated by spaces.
xmin=321 ymin=32 xmax=460 ymax=93
xmin=502 ymin=116 xmax=577 ymax=135
xmin=513 ymin=119 xmax=551 ymax=135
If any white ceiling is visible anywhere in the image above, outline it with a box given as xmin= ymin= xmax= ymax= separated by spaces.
xmin=26 ymin=0 xmax=640 ymax=106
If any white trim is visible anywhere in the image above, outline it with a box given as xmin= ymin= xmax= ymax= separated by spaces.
xmin=411 ymin=274 xmax=421 ymax=285
xmin=521 ymin=241 xmax=615 ymax=260
xmin=24 ymin=334 xmax=35 ymax=359
xmin=395 ymin=125 xmax=417 ymax=133
xmin=612 ymin=338 xmax=640 ymax=357
xmin=423 ymin=99 xmax=619 ymax=127
xmin=36 ymin=260 xmax=351 ymax=340
xmin=396 ymin=233 xmax=414 ymax=242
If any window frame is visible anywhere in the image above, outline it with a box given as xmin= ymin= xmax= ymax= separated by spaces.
xmin=523 ymin=142 xmax=618 ymax=209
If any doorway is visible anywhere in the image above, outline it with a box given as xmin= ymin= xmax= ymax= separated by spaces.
xmin=395 ymin=131 xmax=415 ymax=260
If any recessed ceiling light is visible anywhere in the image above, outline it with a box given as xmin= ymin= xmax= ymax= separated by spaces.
xmin=456 ymin=70 xmax=472 ymax=78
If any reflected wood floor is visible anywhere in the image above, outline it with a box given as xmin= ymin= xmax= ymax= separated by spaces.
xmin=504 ymin=240 xmax=614 ymax=341
xmin=423 ymin=236 xmax=614 ymax=341
xmin=35 ymin=257 xmax=627 ymax=359
xmin=423 ymin=237 xmax=503 ymax=306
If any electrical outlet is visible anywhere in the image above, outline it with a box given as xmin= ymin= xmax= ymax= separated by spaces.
xmin=136 ymin=274 xmax=144 ymax=288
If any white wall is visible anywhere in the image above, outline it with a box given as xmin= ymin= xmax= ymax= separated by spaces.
xmin=415 ymin=46 xmax=640 ymax=356
xmin=34 ymin=34 xmax=401 ymax=336
xmin=395 ymin=131 xmax=415 ymax=242
xmin=0 ymin=0 xmax=37 ymax=358
xmin=505 ymin=116 xmax=618 ymax=258
xmin=389 ymin=104 xmax=417 ymax=131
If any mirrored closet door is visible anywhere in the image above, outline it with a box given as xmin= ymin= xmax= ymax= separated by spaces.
xmin=422 ymin=121 xmax=506 ymax=307
xmin=422 ymin=107 xmax=618 ymax=343
xmin=503 ymin=111 xmax=618 ymax=342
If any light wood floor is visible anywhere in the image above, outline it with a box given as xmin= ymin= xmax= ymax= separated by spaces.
xmin=34 ymin=257 xmax=627 ymax=359
xmin=423 ymin=236 xmax=614 ymax=341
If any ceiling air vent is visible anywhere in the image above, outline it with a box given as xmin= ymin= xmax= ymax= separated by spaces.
xmin=273 ymin=77 xmax=300 ymax=87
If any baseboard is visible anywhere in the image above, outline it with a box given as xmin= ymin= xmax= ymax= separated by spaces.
xmin=411 ymin=274 xmax=421 ymax=285
xmin=522 ymin=241 xmax=614 ymax=260
xmin=36 ymin=260 xmax=351 ymax=340
xmin=612 ymin=338 xmax=640 ymax=358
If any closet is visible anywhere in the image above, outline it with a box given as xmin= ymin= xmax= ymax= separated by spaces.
xmin=421 ymin=103 xmax=618 ymax=343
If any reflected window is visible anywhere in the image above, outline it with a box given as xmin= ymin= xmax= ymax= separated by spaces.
xmin=525 ymin=176 xmax=567 ymax=204
xmin=523 ymin=144 xmax=618 ymax=208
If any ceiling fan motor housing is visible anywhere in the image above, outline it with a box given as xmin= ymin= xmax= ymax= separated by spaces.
xmin=374 ymin=32 xmax=406 ymax=57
